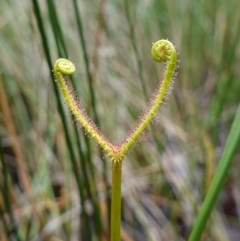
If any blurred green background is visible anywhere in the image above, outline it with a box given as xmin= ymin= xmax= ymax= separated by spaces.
xmin=0 ymin=0 xmax=240 ymax=240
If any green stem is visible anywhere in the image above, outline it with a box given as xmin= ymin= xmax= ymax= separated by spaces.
xmin=111 ymin=162 xmax=123 ymax=241
xmin=188 ymin=104 xmax=240 ymax=241
xmin=53 ymin=39 xmax=177 ymax=240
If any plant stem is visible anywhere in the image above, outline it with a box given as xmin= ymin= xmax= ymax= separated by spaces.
xmin=188 ymin=104 xmax=240 ymax=241
xmin=111 ymin=162 xmax=123 ymax=241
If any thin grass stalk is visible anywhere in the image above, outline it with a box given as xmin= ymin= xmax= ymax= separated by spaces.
xmin=70 ymin=0 xmax=103 ymax=192
xmin=71 ymin=0 xmax=99 ymax=124
xmin=46 ymin=1 xmax=94 ymax=238
xmin=71 ymin=0 xmax=95 ymax=180
xmin=188 ymin=103 xmax=240 ymax=241
xmin=46 ymin=1 xmax=103 ymax=237
xmin=47 ymin=0 xmax=92 ymax=211
xmin=71 ymin=1 xmax=109 ymax=236
xmin=32 ymin=0 xmax=91 ymax=239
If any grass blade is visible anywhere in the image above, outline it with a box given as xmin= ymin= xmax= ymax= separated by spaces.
xmin=188 ymin=103 xmax=240 ymax=241
xmin=31 ymin=0 xmax=91 ymax=239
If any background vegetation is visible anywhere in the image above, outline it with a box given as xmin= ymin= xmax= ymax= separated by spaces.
xmin=0 ymin=0 xmax=240 ymax=240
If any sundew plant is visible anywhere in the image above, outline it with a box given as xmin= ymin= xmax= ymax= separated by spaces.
xmin=54 ymin=39 xmax=177 ymax=241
